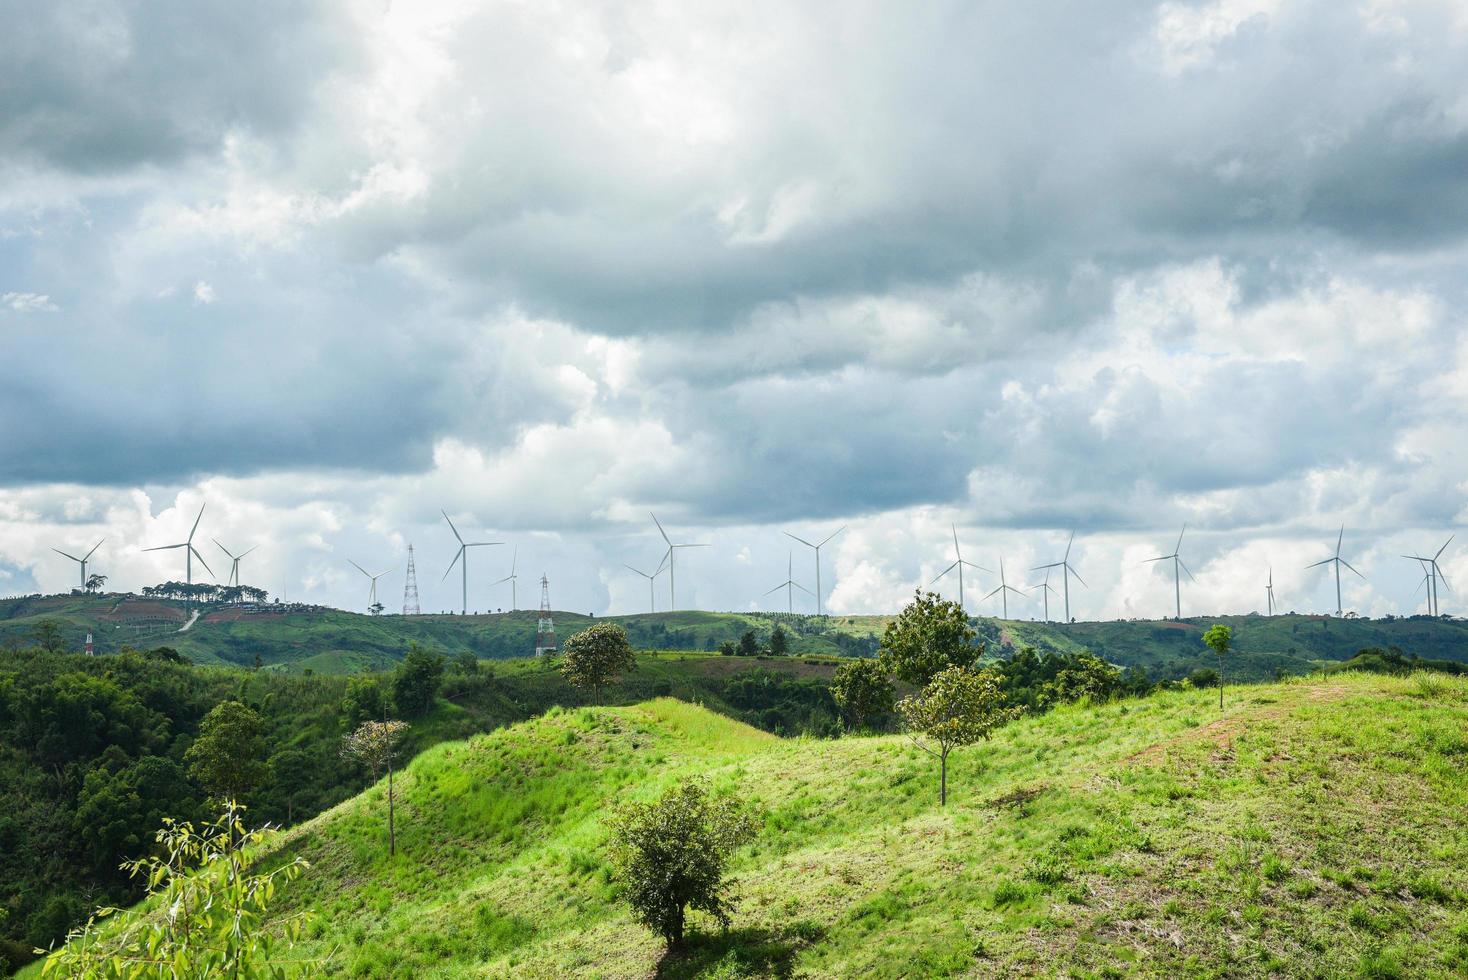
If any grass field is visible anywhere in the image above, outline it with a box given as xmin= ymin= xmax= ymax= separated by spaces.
xmin=159 ymin=671 xmax=1468 ymax=978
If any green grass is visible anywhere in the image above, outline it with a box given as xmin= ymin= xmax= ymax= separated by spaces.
xmin=161 ymin=671 xmax=1468 ymax=977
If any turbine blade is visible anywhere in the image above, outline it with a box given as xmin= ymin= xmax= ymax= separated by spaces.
xmin=783 ymin=531 xmax=815 ymax=548
xmin=348 ymin=559 xmax=370 ymax=577
xmin=674 ymin=543 xmax=710 ymax=549
xmin=1436 ymin=535 xmax=1454 ymax=561
xmin=931 ymin=561 xmax=959 ymax=585
xmin=1175 ymin=524 xmax=1186 ymax=554
xmin=762 ymin=583 xmax=787 ymax=596
xmin=1143 ymin=555 xmax=1170 ymax=563
xmin=1178 ymin=558 xmax=1198 ymax=584
xmin=1031 ymin=561 xmax=1063 ymax=571
xmin=510 ymin=546 xmax=517 ymax=574
xmin=1068 ymin=565 xmax=1088 ymax=588
xmin=1065 ymin=529 xmax=1075 ymax=560
xmin=189 ymin=504 xmax=205 ymax=543
xmin=1336 ymin=525 xmax=1344 ymax=556
xmin=214 ymin=539 xmax=234 ymax=558
xmin=651 ymin=512 xmax=671 ymax=545
xmin=952 ymin=524 xmax=961 ymax=557
xmin=144 ymin=543 xmax=185 ymax=552
xmin=1434 ymin=563 xmax=1452 ymax=594
xmin=623 ymin=564 xmax=650 ymax=579
xmin=83 ymin=539 xmax=105 ymax=561
xmin=960 ymin=560 xmax=995 ymax=573
xmin=1340 ymin=559 xmax=1366 ymax=580
xmin=792 ymin=582 xmax=814 ymax=595
xmin=190 ymin=547 xmax=214 ymax=577
xmin=239 ymin=545 xmax=257 ymax=558
xmin=441 ymin=510 xmax=464 ymax=544
xmin=819 ymin=525 xmax=847 ymax=548
xmin=52 ymin=548 xmax=81 ymax=562
xmin=1304 ymin=558 xmax=1333 ymax=569
xmin=442 ymin=548 xmax=463 ymax=581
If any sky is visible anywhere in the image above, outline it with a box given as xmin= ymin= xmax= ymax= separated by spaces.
xmin=2 ymin=0 xmax=1467 ymax=621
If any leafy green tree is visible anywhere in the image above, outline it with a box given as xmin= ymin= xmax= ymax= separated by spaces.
xmin=40 ymin=803 xmax=316 ymax=979
xmin=1202 ymin=624 xmax=1232 ymax=709
xmin=1043 ymin=652 xmax=1122 ymax=705
xmin=879 ymin=591 xmax=981 ymax=686
xmin=33 ymin=620 xmax=64 ymax=653
xmin=391 ymin=644 xmax=444 ymax=718
xmin=185 ymin=700 xmax=270 ymax=804
xmin=738 ymin=630 xmax=759 ymax=657
xmin=607 ymin=780 xmax=757 ymax=948
xmin=830 ymin=658 xmax=894 ymax=730
xmin=898 ymin=666 xmax=1018 ymax=805
xmin=341 ymin=720 xmax=409 ymax=857
xmin=84 ymin=574 xmax=107 ymax=594
xmin=340 ymin=675 xmax=385 ymax=730
xmin=560 ymin=624 xmax=637 ymax=703
xmin=718 ymin=641 xmax=736 ymax=657
xmin=768 ymin=625 xmax=789 ymax=656
xmin=74 ymin=755 xmax=198 ymax=866
xmin=452 ymin=651 xmax=480 ymax=675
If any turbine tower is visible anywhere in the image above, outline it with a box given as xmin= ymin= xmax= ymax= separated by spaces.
xmin=623 ymin=553 xmax=667 ymax=614
xmin=213 ymin=540 xmax=257 ymax=588
xmin=1305 ymin=525 xmax=1365 ymax=617
xmin=763 ymin=551 xmax=814 ymax=614
xmin=52 ymin=539 xmax=105 ymax=591
xmin=982 ymin=557 xmax=1027 ymax=620
xmin=1266 ymin=567 xmax=1277 ymax=617
xmin=931 ymin=524 xmax=992 ymax=613
xmin=1143 ymin=524 xmax=1195 ymax=620
xmin=144 ymin=504 xmax=213 ymax=587
xmin=1032 ymin=530 xmax=1086 ymax=624
xmin=441 ymin=510 xmax=502 ymax=616
xmin=651 ymin=513 xmax=708 ymax=611
xmin=783 ymin=525 xmax=845 ymax=618
xmin=1401 ymin=536 xmax=1452 ymax=618
xmin=1030 ymin=567 xmax=1058 ymax=623
xmin=348 ymin=560 xmax=394 ymax=613
xmin=491 ymin=546 xmax=519 ymax=611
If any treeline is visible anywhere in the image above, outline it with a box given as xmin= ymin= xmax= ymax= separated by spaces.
xmin=140 ymin=581 xmax=269 ymax=603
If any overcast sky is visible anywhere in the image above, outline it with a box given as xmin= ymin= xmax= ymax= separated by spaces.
xmin=3 ymin=0 xmax=1467 ymax=621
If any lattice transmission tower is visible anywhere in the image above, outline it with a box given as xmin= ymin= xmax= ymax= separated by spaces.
xmin=535 ymin=574 xmax=557 ymax=656
xmin=402 ymin=543 xmax=421 ymax=616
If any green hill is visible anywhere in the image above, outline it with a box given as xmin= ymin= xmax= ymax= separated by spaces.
xmin=191 ymin=673 xmax=1468 ymax=977
xmin=4 ymin=593 xmax=1467 ymax=682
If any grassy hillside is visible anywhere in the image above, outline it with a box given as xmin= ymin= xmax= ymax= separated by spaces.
xmin=191 ymin=672 xmax=1468 ymax=977
xmin=4 ymin=593 xmax=1466 ymax=682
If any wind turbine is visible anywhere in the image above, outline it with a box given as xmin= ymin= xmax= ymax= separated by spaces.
xmin=1032 ymin=530 xmax=1086 ymax=624
xmin=651 ymin=513 xmax=709 ymax=611
xmin=623 ymin=552 xmax=668 ymax=614
xmin=1030 ymin=567 xmax=1058 ymax=623
xmin=982 ymin=557 xmax=1027 ymax=620
xmin=763 ymin=551 xmax=814 ymax=614
xmin=1266 ymin=567 xmax=1277 ymax=617
xmin=783 ymin=525 xmax=845 ymax=618
xmin=930 ymin=524 xmax=992 ymax=613
xmin=491 ymin=546 xmax=519 ymax=611
xmin=348 ymin=560 xmax=394 ymax=613
xmin=144 ymin=504 xmax=213 ymax=587
xmin=213 ymin=540 xmax=257 ymax=588
xmin=1143 ymin=525 xmax=1195 ymax=620
xmin=53 ymin=539 xmax=105 ymax=591
xmin=1305 ymin=525 xmax=1365 ymax=617
xmin=441 ymin=510 xmax=502 ymax=615
xmin=1402 ymin=536 xmax=1452 ymax=617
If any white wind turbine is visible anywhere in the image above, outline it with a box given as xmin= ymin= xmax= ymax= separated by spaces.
xmin=783 ymin=525 xmax=845 ymax=618
xmin=983 ymin=557 xmax=1027 ymax=620
xmin=651 ymin=513 xmax=708 ymax=611
xmin=53 ymin=538 xmax=105 ymax=591
xmin=1143 ymin=524 xmax=1195 ymax=620
xmin=1030 ymin=567 xmax=1058 ymax=623
xmin=491 ymin=546 xmax=519 ymax=611
xmin=348 ymin=560 xmax=394 ymax=613
xmin=1266 ymin=567 xmax=1277 ymax=617
xmin=763 ymin=551 xmax=814 ymax=614
xmin=1032 ymin=530 xmax=1086 ymax=624
xmin=144 ymin=504 xmax=213 ymax=587
xmin=1401 ymin=536 xmax=1452 ymax=617
xmin=623 ymin=552 xmax=668 ymax=615
xmin=441 ymin=510 xmax=502 ymax=615
xmin=214 ymin=540 xmax=257 ymax=588
xmin=930 ymin=524 xmax=992 ymax=613
xmin=1305 ymin=525 xmax=1365 ymax=617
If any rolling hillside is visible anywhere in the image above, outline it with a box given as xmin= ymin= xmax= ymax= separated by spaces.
xmin=120 ymin=672 xmax=1468 ymax=977
xmin=3 ymin=592 xmax=1466 ymax=681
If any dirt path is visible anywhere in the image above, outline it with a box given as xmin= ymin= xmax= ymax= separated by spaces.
xmin=1123 ymin=682 xmax=1351 ymax=767
xmin=177 ymin=610 xmax=200 ymax=632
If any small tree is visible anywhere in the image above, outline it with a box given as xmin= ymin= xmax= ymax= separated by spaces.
xmin=186 ymin=700 xmax=270 ymax=804
xmin=391 ymin=644 xmax=444 ymax=717
xmin=341 ymin=719 xmax=409 ymax=857
xmin=879 ymin=591 xmax=981 ymax=687
xmin=33 ymin=619 xmax=64 ymax=653
xmin=340 ymin=675 xmax=385 ymax=730
xmin=84 ymin=573 xmax=107 ymax=594
xmin=39 ymin=802 xmax=315 ymax=978
xmin=560 ymin=623 xmax=637 ymax=703
xmin=898 ymin=666 xmax=1018 ymax=806
xmin=452 ymin=651 xmax=480 ymax=675
xmin=607 ymin=780 xmax=756 ymax=948
xmin=738 ymin=630 xmax=759 ymax=657
xmin=1202 ymin=624 xmax=1232 ymax=710
xmin=768 ymin=625 xmax=789 ymax=657
xmin=831 ymin=658 xmax=894 ymax=730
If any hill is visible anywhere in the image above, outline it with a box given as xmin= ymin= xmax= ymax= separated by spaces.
xmin=168 ymin=673 xmax=1467 ymax=977
xmin=4 ymin=593 xmax=1466 ymax=682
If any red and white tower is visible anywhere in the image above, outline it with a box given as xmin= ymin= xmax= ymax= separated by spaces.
xmin=534 ymin=574 xmax=556 ymax=657
xmin=85 ymin=632 xmax=94 ymax=655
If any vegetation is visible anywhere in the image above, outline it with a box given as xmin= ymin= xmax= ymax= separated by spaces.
xmin=559 ymin=623 xmax=637 ymax=703
xmin=896 ymin=666 xmax=1019 ymax=805
xmin=607 ymin=780 xmax=757 ymax=949
xmin=185 ymin=700 xmax=270 ymax=803
xmin=830 ymin=658 xmax=894 ymax=730
xmin=1202 ymin=623 xmax=1233 ymax=709
xmin=877 ymin=591 xmax=980 ymax=685
xmin=340 ymin=720 xmax=409 ymax=858
xmin=389 ymin=645 xmax=443 ymax=718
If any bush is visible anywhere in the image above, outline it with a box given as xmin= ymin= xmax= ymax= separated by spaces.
xmin=392 ymin=645 xmax=444 ymax=718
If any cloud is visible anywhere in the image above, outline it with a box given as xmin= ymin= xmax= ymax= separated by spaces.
xmin=192 ymin=280 xmax=215 ymax=304
xmin=3 ymin=291 xmax=57 ymax=312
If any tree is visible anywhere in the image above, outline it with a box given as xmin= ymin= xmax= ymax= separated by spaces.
xmin=32 ymin=620 xmax=64 ymax=654
xmin=340 ymin=675 xmax=385 ymax=730
xmin=879 ymin=591 xmax=981 ymax=687
xmin=560 ymin=623 xmax=636 ymax=703
xmin=738 ymin=630 xmax=759 ymax=657
xmin=768 ymin=625 xmax=789 ymax=657
xmin=898 ymin=666 xmax=1018 ymax=806
xmin=830 ymin=658 xmax=894 ymax=730
xmin=607 ymin=780 xmax=757 ymax=948
xmin=1202 ymin=624 xmax=1232 ymax=710
xmin=185 ymin=700 xmax=270 ymax=804
xmin=452 ymin=651 xmax=480 ymax=675
xmin=84 ymin=574 xmax=106 ymax=594
xmin=40 ymin=803 xmax=315 ymax=979
xmin=391 ymin=644 xmax=444 ymax=718
xmin=341 ymin=720 xmax=409 ymax=857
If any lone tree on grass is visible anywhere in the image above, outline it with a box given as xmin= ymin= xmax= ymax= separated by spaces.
xmin=1202 ymin=624 xmax=1232 ymax=710
xmin=186 ymin=700 xmax=270 ymax=805
xmin=831 ymin=657 xmax=894 ymax=731
xmin=879 ymin=591 xmax=981 ymax=687
xmin=898 ymin=666 xmax=1018 ymax=806
xmin=560 ymin=623 xmax=637 ymax=703
xmin=341 ymin=719 xmax=410 ymax=857
xmin=607 ymin=780 xmax=756 ymax=949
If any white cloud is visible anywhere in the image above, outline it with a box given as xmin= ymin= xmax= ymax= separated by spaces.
xmin=3 ymin=291 xmax=58 ymax=312
xmin=193 ymin=280 xmax=216 ymax=304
